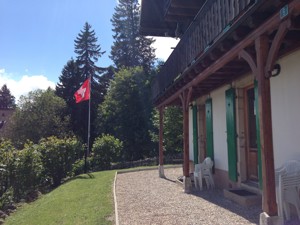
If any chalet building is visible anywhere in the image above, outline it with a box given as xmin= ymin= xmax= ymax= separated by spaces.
xmin=140 ymin=0 xmax=300 ymax=224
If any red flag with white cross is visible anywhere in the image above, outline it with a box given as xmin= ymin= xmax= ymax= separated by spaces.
xmin=74 ymin=78 xmax=90 ymax=103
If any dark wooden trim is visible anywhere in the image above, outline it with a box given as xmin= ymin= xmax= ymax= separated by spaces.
xmin=255 ymin=35 xmax=277 ymax=216
xmin=265 ymin=18 xmax=291 ymax=77
xmin=180 ymin=88 xmax=193 ymax=177
xmin=239 ymin=49 xmax=257 ymax=76
xmin=157 ymin=0 xmax=300 ymax=109
xmin=159 ymin=107 xmax=164 ymax=166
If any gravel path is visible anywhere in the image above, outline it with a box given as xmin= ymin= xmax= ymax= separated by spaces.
xmin=115 ymin=167 xmax=262 ymax=225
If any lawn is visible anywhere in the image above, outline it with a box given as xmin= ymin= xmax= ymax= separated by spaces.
xmin=4 ymin=170 xmax=116 ymax=225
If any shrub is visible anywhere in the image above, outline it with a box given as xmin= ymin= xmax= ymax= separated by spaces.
xmin=71 ymin=157 xmax=93 ymax=176
xmin=14 ymin=142 xmax=42 ymax=199
xmin=0 ymin=140 xmax=18 ymax=199
xmin=38 ymin=136 xmax=83 ymax=187
xmin=0 ymin=187 xmax=14 ymax=210
xmin=92 ymin=134 xmax=123 ymax=170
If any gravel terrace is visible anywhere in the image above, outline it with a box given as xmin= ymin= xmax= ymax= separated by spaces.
xmin=115 ymin=167 xmax=262 ymax=225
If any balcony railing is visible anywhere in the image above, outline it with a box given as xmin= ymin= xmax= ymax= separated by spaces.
xmin=153 ymin=0 xmax=258 ymax=102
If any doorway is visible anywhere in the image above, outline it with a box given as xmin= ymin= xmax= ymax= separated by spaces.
xmin=245 ymin=86 xmax=258 ymax=181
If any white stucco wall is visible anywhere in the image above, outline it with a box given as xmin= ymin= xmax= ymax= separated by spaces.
xmin=270 ymin=50 xmax=300 ymax=169
xmin=211 ymin=85 xmax=230 ymax=171
xmin=189 ymin=107 xmax=194 ymax=161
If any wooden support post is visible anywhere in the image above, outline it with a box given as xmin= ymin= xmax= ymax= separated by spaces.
xmin=183 ymin=102 xmax=189 ymax=177
xmin=180 ymin=88 xmax=193 ymax=193
xmin=256 ymin=35 xmax=277 ymax=216
xmin=179 ymin=88 xmax=193 ymax=178
xmin=158 ymin=107 xmax=165 ymax=178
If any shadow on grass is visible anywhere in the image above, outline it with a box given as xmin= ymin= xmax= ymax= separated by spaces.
xmin=74 ymin=173 xmax=95 ymax=180
xmin=63 ymin=173 xmax=95 ymax=184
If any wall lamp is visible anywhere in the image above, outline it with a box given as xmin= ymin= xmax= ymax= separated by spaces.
xmin=271 ymin=63 xmax=281 ymax=77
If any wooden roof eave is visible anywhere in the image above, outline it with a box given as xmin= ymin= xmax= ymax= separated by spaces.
xmin=154 ymin=0 xmax=300 ymax=108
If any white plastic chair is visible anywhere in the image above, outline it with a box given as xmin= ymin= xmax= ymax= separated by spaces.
xmin=202 ymin=157 xmax=215 ymax=189
xmin=194 ymin=157 xmax=214 ymax=190
xmin=194 ymin=163 xmax=203 ymax=190
xmin=275 ymin=160 xmax=300 ymax=220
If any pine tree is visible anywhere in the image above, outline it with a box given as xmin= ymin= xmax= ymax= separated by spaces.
xmin=56 ymin=22 xmax=113 ymax=143
xmin=110 ymin=0 xmax=156 ymax=72
xmin=0 ymin=84 xmax=16 ymax=109
xmin=74 ymin=22 xmax=106 ymax=82
xmin=56 ymin=58 xmax=82 ymax=107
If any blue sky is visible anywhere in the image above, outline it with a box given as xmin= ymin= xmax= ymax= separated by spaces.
xmin=0 ymin=0 xmax=178 ymax=101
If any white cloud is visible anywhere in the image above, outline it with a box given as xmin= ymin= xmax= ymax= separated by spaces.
xmin=152 ymin=37 xmax=179 ymax=62
xmin=0 ymin=68 xmax=55 ymax=102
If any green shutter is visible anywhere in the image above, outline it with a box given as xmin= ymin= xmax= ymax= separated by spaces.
xmin=254 ymin=80 xmax=263 ymax=188
xmin=205 ymin=98 xmax=214 ymax=161
xmin=193 ymin=105 xmax=199 ymax=164
xmin=225 ymin=88 xmax=238 ymax=182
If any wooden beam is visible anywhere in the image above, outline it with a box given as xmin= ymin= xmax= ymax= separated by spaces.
xmin=239 ymin=49 xmax=257 ymax=75
xmin=171 ymin=0 xmax=205 ymax=9
xmin=159 ymin=107 xmax=164 ymax=166
xmin=179 ymin=87 xmax=193 ymax=177
xmin=167 ymin=7 xmax=198 ymax=17
xmin=156 ymin=0 xmax=300 ymax=109
xmin=266 ymin=18 xmax=291 ymax=77
xmin=256 ymin=35 xmax=277 ymax=216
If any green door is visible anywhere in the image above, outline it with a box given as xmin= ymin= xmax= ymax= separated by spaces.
xmin=225 ymin=88 xmax=238 ymax=182
xmin=192 ymin=105 xmax=199 ymax=164
xmin=254 ymin=80 xmax=263 ymax=188
xmin=205 ymin=98 xmax=214 ymax=161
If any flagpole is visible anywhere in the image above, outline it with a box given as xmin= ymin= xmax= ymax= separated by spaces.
xmin=87 ymin=76 xmax=91 ymax=157
xmin=84 ymin=76 xmax=91 ymax=173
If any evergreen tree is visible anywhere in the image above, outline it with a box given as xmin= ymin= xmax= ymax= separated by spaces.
xmin=0 ymin=84 xmax=16 ymax=109
xmin=56 ymin=22 xmax=113 ymax=144
xmin=56 ymin=58 xmax=82 ymax=108
xmin=74 ymin=22 xmax=105 ymax=81
xmin=110 ymin=0 xmax=156 ymax=72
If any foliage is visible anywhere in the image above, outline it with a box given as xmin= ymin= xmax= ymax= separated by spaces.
xmin=4 ymin=170 xmax=116 ymax=225
xmin=38 ymin=136 xmax=83 ymax=187
xmin=0 ymin=84 xmax=16 ymax=109
xmin=0 ymin=140 xmax=17 ymax=199
xmin=97 ymin=67 xmax=155 ymax=161
xmin=92 ymin=134 xmax=123 ymax=170
xmin=110 ymin=0 xmax=156 ymax=72
xmin=0 ymin=187 xmax=14 ymax=210
xmin=56 ymin=58 xmax=82 ymax=109
xmin=151 ymin=106 xmax=183 ymax=155
xmin=56 ymin=23 xmax=113 ymax=145
xmin=5 ymin=88 xmax=71 ymax=148
xmin=14 ymin=142 xmax=43 ymax=199
xmin=74 ymin=22 xmax=105 ymax=81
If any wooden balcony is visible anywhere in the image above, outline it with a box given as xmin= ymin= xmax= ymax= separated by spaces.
xmin=152 ymin=0 xmax=265 ymax=103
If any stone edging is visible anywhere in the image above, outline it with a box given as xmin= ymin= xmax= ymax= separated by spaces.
xmin=113 ymin=171 xmax=119 ymax=225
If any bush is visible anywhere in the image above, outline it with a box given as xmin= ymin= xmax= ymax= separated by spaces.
xmin=92 ymin=134 xmax=123 ymax=171
xmin=38 ymin=136 xmax=83 ymax=187
xmin=14 ymin=142 xmax=42 ymax=199
xmin=71 ymin=157 xmax=93 ymax=176
xmin=0 ymin=187 xmax=14 ymax=210
xmin=0 ymin=140 xmax=18 ymax=200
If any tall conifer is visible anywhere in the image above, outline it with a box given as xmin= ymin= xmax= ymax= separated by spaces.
xmin=110 ymin=0 xmax=156 ymax=72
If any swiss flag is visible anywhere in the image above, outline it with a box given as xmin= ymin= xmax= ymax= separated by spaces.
xmin=74 ymin=78 xmax=90 ymax=103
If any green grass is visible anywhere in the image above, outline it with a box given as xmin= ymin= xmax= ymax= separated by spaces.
xmin=5 ymin=170 xmax=116 ymax=225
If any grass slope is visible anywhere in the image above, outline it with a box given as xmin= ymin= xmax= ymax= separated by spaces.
xmin=5 ymin=170 xmax=116 ymax=225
